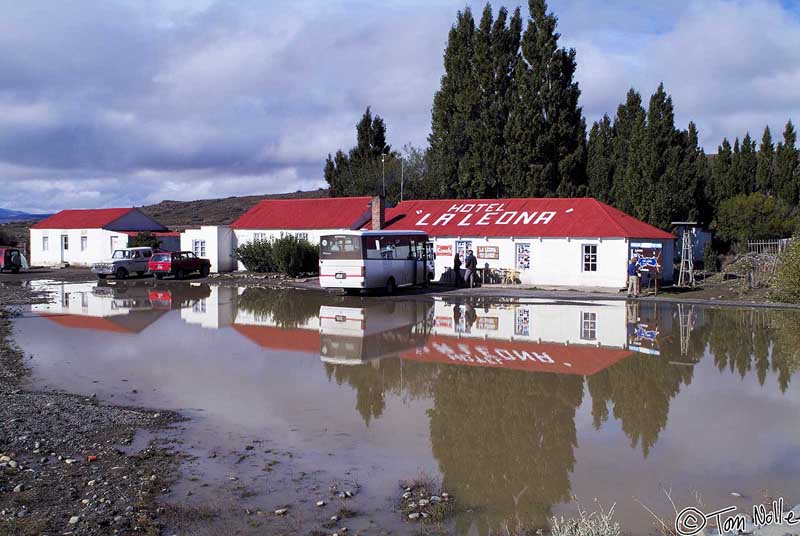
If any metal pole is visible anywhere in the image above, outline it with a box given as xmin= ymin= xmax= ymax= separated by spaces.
xmin=401 ymin=158 xmax=404 ymax=202
xmin=381 ymin=154 xmax=386 ymax=198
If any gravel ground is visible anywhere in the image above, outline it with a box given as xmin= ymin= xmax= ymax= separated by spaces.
xmin=0 ymin=281 xmax=183 ymax=535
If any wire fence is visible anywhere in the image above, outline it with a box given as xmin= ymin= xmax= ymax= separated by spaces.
xmin=747 ymin=238 xmax=792 ymax=255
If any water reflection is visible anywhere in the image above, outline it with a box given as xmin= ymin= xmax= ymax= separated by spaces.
xmin=23 ymin=281 xmax=800 ymax=534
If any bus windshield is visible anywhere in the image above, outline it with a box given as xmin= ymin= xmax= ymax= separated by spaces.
xmin=320 ymin=235 xmax=363 ymax=260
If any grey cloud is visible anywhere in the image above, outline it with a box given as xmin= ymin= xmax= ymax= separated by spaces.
xmin=1 ymin=0 xmax=799 ymax=212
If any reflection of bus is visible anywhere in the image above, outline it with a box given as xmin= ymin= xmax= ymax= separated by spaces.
xmin=319 ymin=301 xmax=433 ymax=365
xmin=319 ymin=230 xmax=430 ymax=294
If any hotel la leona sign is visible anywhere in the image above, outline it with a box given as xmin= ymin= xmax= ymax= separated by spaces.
xmin=411 ymin=203 xmax=557 ymax=228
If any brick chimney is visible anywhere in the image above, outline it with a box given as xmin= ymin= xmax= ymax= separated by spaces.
xmin=371 ymin=196 xmax=385 ymax=230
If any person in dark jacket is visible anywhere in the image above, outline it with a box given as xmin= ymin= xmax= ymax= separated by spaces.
xmin=464 ymin=250 xmax=478 ymax=288
xmin=453 ymin=253 xmax=463 ymax=287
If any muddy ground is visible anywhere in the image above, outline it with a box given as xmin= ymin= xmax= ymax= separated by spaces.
xmin=0 ymin=282 xmax=184 ymax=535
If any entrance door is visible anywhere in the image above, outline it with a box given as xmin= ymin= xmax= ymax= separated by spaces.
xmin=110 ymin=235 xmax=121 ymax=255
xmin=60 ymin=235 xmax=68 ymax=263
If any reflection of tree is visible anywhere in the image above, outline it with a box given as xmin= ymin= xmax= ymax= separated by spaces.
xmin=324 ymin=359 xmax=438 ymax=426
xmin=236 ymin=288 xmax=333 ymax=328
xmin=587 ymin=354 xmax=693 ymax=458
xmin=428 ymin=367 xmax=584 ymax=534
xmin=699 ymin=308 xmax=800 ymax=393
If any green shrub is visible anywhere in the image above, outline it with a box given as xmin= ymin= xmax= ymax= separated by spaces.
xmin=702 ymin=243 xmax=720 ymax=272
xmin=713 ymin=193 xmax=797 ymax=246
xmin=772 ymin=238 xmax=800 ymax=303
xmin=233 ymin=235 xmax=318 ymax=276
xmin=0 ymin=229 xmax=18 ymax=247
xmin=128 ymin=232 xmax=161 ymax=249
xmin=270 ymin=235 xmax=319 ymax=276
xmin=234 ymin=239 xmax=276 ymax=273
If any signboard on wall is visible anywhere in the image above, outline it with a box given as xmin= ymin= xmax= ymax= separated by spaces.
xmin=477 ymin=246 xmax=499 ymax=260
xmin=436 ymin=245 xmax=453 ymax=256
xmin=630 ymin=242 xmax=663 ymax=274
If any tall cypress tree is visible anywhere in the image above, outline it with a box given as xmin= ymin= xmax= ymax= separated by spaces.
xmin=775 ymin=120 xmax=799 ymax=205
xmin=611 ymin=89 xmax=646 ymax=212
xmin=684 ymin=122 xmax=712 ymax=225
xmin=459 ymin=5 xmax=521 ymax=198
xmin=755 ymin=126 xmax=774 ymax=194
xmin=504 ymin=0 xmax=586 ymax=197
xmin=644 ymin=83 xmax=683 ymax=228
xmin=429 ymin=9 xmax=476 ymax=198
xmin=739 ymin=132 xmax=757 ymax=194
xmin=586 ymin=115 xmax=614 ymax=202
xmin=710 ymin=138 xmax=733 ymax=209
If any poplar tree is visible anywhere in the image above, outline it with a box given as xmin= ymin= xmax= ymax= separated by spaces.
xmin=710 ymin=138 xmax=733 ymax=209
xmin=324 ymin=107 xmax=392 ymax=198
xmin=610 ymin=89 xmax=646 ymax=212
xmin=429 ymin=8 xmax=476 ymax=198
xmin=460 ymin=5 xmax=521 ymax=198
xmin=586 ymin=115 xmax=614 ymax=202
xmin=643 ymin=83 xmax=683 ymax=228
xmin=504 ymin=0 xmax=586 ymax=197
xmin=739 ymin=132 xmax=757 ymax=194
xmin=775 ymin=120 xmax=799 ymax=205
xmin=755 ymin=126 xmax=774 ymax=194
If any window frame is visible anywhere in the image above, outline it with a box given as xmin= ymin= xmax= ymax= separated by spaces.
xmin=580 ymin=311 xmax=597 ymax=341
xmin=192 ymin=239 xmax=206 ymax=258
xmin=582 ymin=244 xmax=598 ymax=272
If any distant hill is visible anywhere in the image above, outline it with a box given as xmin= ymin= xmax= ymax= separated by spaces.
xmin=0 ymin=208 xmax=52 ymax=224
xmin=139 ymin=188 xmax=330 ymax=229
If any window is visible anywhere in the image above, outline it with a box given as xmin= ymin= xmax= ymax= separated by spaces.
xmin=295 ymin=232 xmax=309 ymax=241
xmin=80 ymin=236 xmax=88 ymax=252
xmin=193 ymin=240 xmax=206 ymax=257
xmin=193 ymin=299 xmax=207 ymax=314
xmin=582 ymin=244 xmax=597 ymax=272
xmin=143 ymin=250 xmax=152 ymax=258
xmin=42 ymin=236 xmax=49 ymax=251
xmin=253 ymin=233 xmax=267 ymax=242
xmin=581 ymin=312 xmax=597 ymax=341
xmin=320 ymin=235 xmax=362 ymax=260
xmin=61 ymin=235 xmax=69 ymax=251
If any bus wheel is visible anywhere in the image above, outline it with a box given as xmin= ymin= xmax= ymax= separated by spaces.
xmin=385 ymin=277 xmax=397 ymax=295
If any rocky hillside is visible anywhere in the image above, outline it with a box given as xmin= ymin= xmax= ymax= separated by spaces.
xmin=139 ymin=188 xmax=330 ymax=229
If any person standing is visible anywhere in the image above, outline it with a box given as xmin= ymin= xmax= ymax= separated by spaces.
xmin=627 ymin=255 xmax=640 ymax=297
xmin=465 ymin=250 xmax=478 ymax=288
xmin=453 ymin=253 xmax=463 ymax=287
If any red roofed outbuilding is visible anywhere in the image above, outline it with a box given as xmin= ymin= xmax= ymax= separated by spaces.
xmin=178 ymin=197 xmax=374 ymax=273
xmin=30 ymin=208 xmax=169 ymax=267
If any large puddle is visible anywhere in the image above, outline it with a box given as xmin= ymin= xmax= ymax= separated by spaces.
xmin=11 ymin=280 xmax=800 ymax=534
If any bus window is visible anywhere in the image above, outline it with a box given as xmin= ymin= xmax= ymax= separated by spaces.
xmin=392 ymin=236 xmax=411 ymax=260
xmin=320 ymin=235 xmax=363 ymax=260
xmin=365 ymin=238 xmax=383 ymax=260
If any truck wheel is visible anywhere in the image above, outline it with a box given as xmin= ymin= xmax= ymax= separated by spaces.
xmin=136 ymin=271 xmax=145 ymax=277
xmin=115 ymin=267 xmax=128 ymax=280
xmin=385 ymin=277 xmax=397 ymax=295
xmin=154 ymin=273 xmax=163 ymax=280
xmin=11 ymin=267 xmax=19 ymax=274
xmin=176 ymin=269 xmax=185 ymax=280
xmin=200 ymin=265 xmax=210 ymax=277
xmin=97 ymin=274 xmax=106 ymax=280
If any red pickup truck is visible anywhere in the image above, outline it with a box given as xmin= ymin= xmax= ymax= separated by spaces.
xmin=148 ymin=251 xmax=211 ymax=280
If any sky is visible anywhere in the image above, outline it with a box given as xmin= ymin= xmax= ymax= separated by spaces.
xmin=1 ymin=0 xmax=799 ymax=213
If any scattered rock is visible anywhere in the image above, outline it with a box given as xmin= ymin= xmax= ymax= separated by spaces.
xmin=316 ymin=500 xmax=326 ymax=507
xmin=408 ymin=512 xmax=420 ymax=521
xmin=402 ymin=492 xmax=412 ymax=500
xmin=68 ymin=515 xmax=80 ymax=524
xmin=13 ymin=484 xmax=23 ymax=493
xmin=274 ymin=508 xmax=288 ymax=516
xmin=418 ymin=499 xmax=430 ymax=507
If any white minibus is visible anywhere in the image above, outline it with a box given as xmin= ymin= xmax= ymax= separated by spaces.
xmin=319 ymin=230 xmax=431 ymax=293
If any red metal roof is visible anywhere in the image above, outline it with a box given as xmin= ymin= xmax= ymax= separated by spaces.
xmin=231 ymin=197 xmax=373 ymax=230
xmin=31 ymin=208 xmax=135 ymax=230
xmin=122 ymin=231 xmax=180 ymax=237
xmin=233 ymin=325 xmax=321 ymax=354
xmin=377 ymin=198 xmax=673 ymax=239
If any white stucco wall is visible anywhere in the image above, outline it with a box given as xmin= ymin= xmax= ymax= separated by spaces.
xmin=30 ymin=228 xmax=128 ymax=267
xmin=180 ymin=226 xmax=235 ymax=273
xmin=430 ymin=236 xmax=674 ymax=289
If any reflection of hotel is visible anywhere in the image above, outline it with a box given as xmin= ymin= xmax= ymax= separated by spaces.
xmin=33 ymin=281 xmax=665 ymax=377
xmin=402 ymin=299 xmax=633 ymax=375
